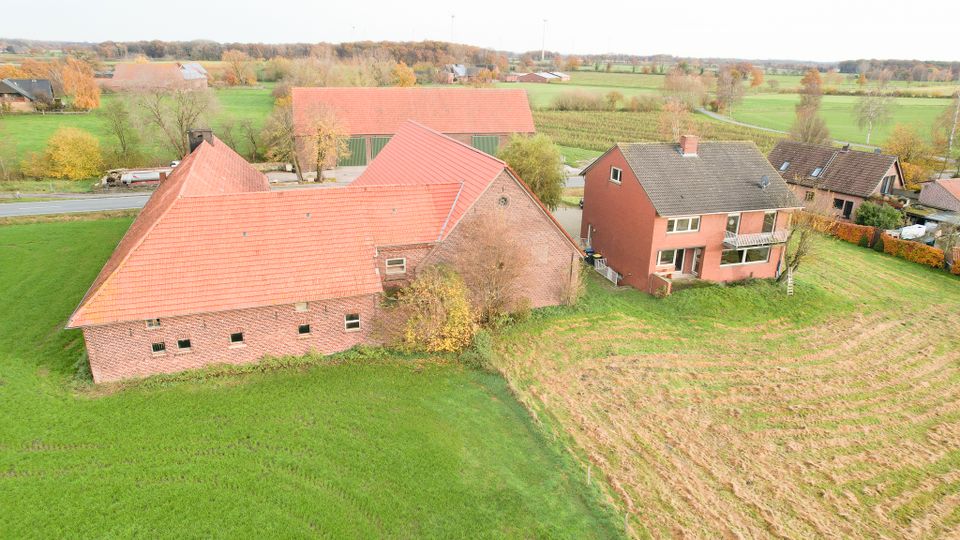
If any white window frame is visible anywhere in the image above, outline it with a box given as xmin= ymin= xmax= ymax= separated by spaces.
xmin=762 ymin=211 xmax=777 ymax=233
xmin=666 ymin=216 xmax=701 ymax=234
xmin=719 ymin=246 xmax=772 ymax=266
xmin=779 ymin=161 xmax=790 ymax=172
xmin=297 ymin=323 xmax=311 ymax=335
xmin=811 ymin=167 xmax=823 ymax=177
xmin=881 ymin=175 xmax=894 ymax=194
xmin=657 ymin=249 xmax=678 ymax=266
xmin=344 ymin=313 xmax=361 ymax=332
xmin=609 ymin=166 xmax=622 ymax=184
xmin=726 ymin=213 xmax=741 ymax=234
xmin=385 ymin=258 xmax=407 ymax=275
xmin=229 ymin=331 xmax=245 ymax=346
xmin=151 ymin=341 xmax=166 ymax=355
xmin=176 ymin=338 xmax=192 ymax=351
xmin=145 ymin=318 xmax=161 ymax=329
xmin=294 ymin=302 xmax=309 ymax=312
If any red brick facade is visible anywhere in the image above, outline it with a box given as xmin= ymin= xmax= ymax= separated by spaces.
xmin=83 ymin=295 xmax=379 ymax=383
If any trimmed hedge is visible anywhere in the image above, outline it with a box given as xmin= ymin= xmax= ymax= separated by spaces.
xmin=880 ymin=233 xmax=945 ymax=269
xmin=797 ymin=212 xmax=877 ymax=246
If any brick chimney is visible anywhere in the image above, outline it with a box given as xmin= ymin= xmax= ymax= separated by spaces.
xmin=679 ymin=134 xmax=698 ymax=157
xmin=187 ymin=128 xmax=214 ymax=154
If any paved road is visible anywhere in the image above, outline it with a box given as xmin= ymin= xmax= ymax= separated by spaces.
xmin=0 ymin=195 xmax=151 ymax=218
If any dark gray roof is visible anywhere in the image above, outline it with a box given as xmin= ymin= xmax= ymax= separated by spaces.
xmin=768 ymin=140 xmax=900 ymax=198
xmin=0 ymin=78 xmax=53 ymax=101
xmin=601 ymin=141 xmax=801 ymax=216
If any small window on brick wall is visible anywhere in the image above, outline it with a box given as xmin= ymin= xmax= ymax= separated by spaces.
xmin=146 ymin=318 xmax=161 ymax=329
xmin=151 ymin=342 xmax=166 ymax=354
xmin=344 ymin=314 xmax=361 ymax=331
xmin=230 ymin=332 xmax=244 ymax=344
xmin=385 ymin=258 xmax=406 ymax=275
xmin=177 ymin=338 xmax=192 ymax=350
xmin=298 ymin=324 xmax=311 ymax=335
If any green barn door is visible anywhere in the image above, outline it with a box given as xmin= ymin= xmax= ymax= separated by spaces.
xmin=370 ymin=136 xmax=392 ymax=159
xmin=471 ymin=135 xmax=500 ymax=156
xmin=338 ymin=137 xmax=367 ymax=166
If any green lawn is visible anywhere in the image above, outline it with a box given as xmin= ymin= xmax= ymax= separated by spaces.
xmin=730 ymin=93 xmax=953 ymax=145
xmin=0 ymin=218 xmax=620 ymax=538
xmin=498 ymin=82 xmax=658 ymax=109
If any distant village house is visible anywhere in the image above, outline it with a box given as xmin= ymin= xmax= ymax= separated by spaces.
xmin=0 ymin=78 xmax=55 ymax=111
xmin=97 ymin=62 xmax=208 ymax=92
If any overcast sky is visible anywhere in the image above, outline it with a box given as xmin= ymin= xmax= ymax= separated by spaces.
xmin=3 ymin=0 xmax=958 ymax=62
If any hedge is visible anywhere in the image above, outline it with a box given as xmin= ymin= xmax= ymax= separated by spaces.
xmin=797 ymin=212 xmax=877 ymax=246
xmin=880 ymin=233 xmax=945 ymax=269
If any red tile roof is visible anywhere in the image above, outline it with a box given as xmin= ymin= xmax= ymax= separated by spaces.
xmin=110 ymin=63 xmax=185 ymax=85
xmin=291 ymin=87 xmax=535 ymax=137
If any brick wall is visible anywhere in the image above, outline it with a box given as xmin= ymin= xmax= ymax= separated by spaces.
xmin=424 ymin=170 xmax=581 ymax=308
xmin=83 ymin=294 xmax=379 ymax=383
xmin=376 ymin=244 xmax=434 ymax=289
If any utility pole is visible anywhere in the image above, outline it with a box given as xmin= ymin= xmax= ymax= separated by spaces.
xmin=541 ymin=19 xmax=547 ymax=63
xmin=451 ymin=15 xmax=455 ymax=43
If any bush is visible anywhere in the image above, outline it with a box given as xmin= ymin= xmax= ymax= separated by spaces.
xmin=855 ymin=201 xmax=904 ymax=230
xmin=881 ymin=233 xmax=945 ymax=268
xmin=873 ymin=235 xmax=885 ymax=252
xmin=857 ymin=233 xmax=870 ymax=248
xmin=498 ymin=134 xmax=565 ymax=210
xmin=21 ymin=127 xmax=103 ymax=180
xmin=627 ymin=95 xmax=662 ymax=112
xmin=796 ymin=212 xmax=875 ymax=245
xmin=459 ymin=329 xmax=495 ymax=371
xmin=552 ymin=91 xmax=606 ymax=111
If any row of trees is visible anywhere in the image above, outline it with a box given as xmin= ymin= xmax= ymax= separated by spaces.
xmin=0 ymin=56 xmax=100 ymax=110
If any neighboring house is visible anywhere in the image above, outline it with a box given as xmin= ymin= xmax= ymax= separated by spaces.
xmin=0 ymin=78 xmax=54 ymax=111
xmin=68 ymin=121 xmax=580 ymax=383
xmin=98 ymin=62 xmax=208 ymax=92
xmin=906 ymin=178 xmax=960 ymax=226
xmin=517 ymin=72 xmax=569 ymax=83
xmin=768 ymin=140 xmax=904 ymax=221
xmin=291 ymin=87 xmax=535 ymax=168
xmin=580 ymin=135 xmax=801 ymax=294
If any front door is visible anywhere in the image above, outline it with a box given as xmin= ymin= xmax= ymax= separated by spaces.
xmin=691 ymin=248 xmax=704 ymax=276
xmin=674 ymin=248 xmax=685 ymax=272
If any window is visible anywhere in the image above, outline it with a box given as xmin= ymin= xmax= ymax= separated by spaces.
xmin=177 ymin=338 xmax=192 ymax=351
xmin=298 ymin=324 xmax=311 ymax=335
xmin=762 ymin=211 xmax=777 ymax=233
xmin=295 ymin=302 xmax=309 ymax=312
xmin=498 ymin=195 xmax=510 ymax=207
xmin=805 ymin=191 xmax=815 ymax=201
xmin=609 ymin=166 xmax=622 ymax=184
xmin=146 ymin=318 xmax=161 ymax=329
xmin=726 ymin=214 xmax=741 ymax=234
xmin=151 ymin=342 xmax=166 ymax=354
xmin=720 ymin=247 xmax=771 ymax=266
xmin=666 ymin=216 xmax=700 ymax=233
xmin=385 ymin=258 xmax=407 ymax=275
xmin=230 ymin=332 xmax=244 ymax=344
xmin=657 ymin=249 xmax=677 ymax=266
xmin=779 ymin=161 xmax=790 ymax=172
xmin=344 ymin=314 xmax=361 ymax=331
xmin=811 ymin=167 xmax=823 ymax=177
xmin=881 ymin=175 xmax=895 ymax=194
xmin=833 ymin=198 xmax=845 ymax=210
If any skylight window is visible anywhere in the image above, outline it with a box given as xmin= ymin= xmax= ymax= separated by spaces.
xmin=779 ymin=161 xmax=790 ymax=172
xmin=811 ymin=167 xmax=823 ymax=177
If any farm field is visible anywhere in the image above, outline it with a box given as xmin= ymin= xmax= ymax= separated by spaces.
xmin=534 ymin=110 xmax=784 ymax=154
xmin=497 ymin=81 xmax=658 ymax=109
xmin=730 ymin=93 xmax=953 ymax=145
xmin=0 ymin=218 xmax=619 ymax=538
xmin=495 ymin=237 xmax=960 ymax=538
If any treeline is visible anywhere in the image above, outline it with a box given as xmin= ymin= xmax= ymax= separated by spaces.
xmin=838 ymin=59 xmax=960 ymax=82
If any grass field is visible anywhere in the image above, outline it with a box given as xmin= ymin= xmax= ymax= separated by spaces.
xmin=731 ymin=93 xmax=953 ymax=145
xmin=498 ymin=81 xmax=658 ymax=109
xmin=495 ymin=237 xmax=960 ymax=538
xmin=0 ymin=218 xmax=620 ymax=538
xmin=535 ymin=110 xmax=784 ymax=154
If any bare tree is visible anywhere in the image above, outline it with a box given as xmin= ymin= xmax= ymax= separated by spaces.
xmin=853 ymin=81 xmax=894 ymax=144
xmin=790 ymin=107 xmax=832 ymax=145
xmin=934 ymin=92 xmax=960 ymax=176
xmin=134 ymin=89 xmax=218 ymax=158
xmin=261 ymin=101 xmax=306 ymax=181
xmin=777 ymin=218 xmax=816 ymax=282
xmin=715 ymin=66 xmax=744 ymax=113
xmin=99 ymin=98 xmax=141 ymax=166
xmin=659 ymin=98 xmax=695 ymax=141
xmin=309 ymin=107 xmax=350 ymax=175
xmin=662 ymin=68 xmax=706 ymax=109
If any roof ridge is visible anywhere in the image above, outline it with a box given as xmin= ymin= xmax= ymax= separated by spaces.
xmin=403 ymin=120 xmax=508 ymax=167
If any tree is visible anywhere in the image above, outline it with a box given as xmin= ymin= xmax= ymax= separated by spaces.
xmin=798 ymin=68 xmax=823 ymax=110
xmin=853 ymin=83 xmax=894 ymax=144
xmin=21 ymin=127 xmax=103 ymax=180
xmin=99 ymin=99 xmax=141 ymax=167
xmin=933 ymin=92 xmax=960 ymax=175
xmin=261 ymin=99 xmax=306 ymax=181
xmin=659 ymin=98 xmax=695 ymax=141
xmin=498 ymin=134 xmax=565 ymax=210
xmin=564 ymin=56 xmax=582 ymax=71
xmin=854 ymin=201 xmax=904 ymax=229
xmin=663 ymin=68 xmax=706 ymax=109
xmin=777 ymin=219 xmax=816 ymax=282
xmin=884 ymin=124 xmax=934 ymax=187
xmin=605 ymin=91 xmax=623 ymax=110
xmin=134 ymin=88 xmax=218 ymax=158
xmin=789 ymin=107 xmax=832 ymax=145
xmin=62 ymin=57 xmax=100 ymax=109
xmin=449 ymin=214 xmax=533 ymax=323
xmin=715 ymin=66 xmax=744 ymax=112
xmin=391 ymin=61 xmax=416 ymax=87
xmin=310 ymin=109 xmax=350 ymax=174
xmin=749 ymin=67 xmax=765 ymax=89
xmin=221 ymin=49 xmax=256 ymax=86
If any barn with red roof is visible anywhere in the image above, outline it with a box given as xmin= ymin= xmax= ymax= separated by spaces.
xmin=291 ymin=87 xmax=535 ymax=168
xmin=69 ymin=122 xmax=579 ymax=383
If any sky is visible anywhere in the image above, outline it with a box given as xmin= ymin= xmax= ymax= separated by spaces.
xmin=3 ymin=0 xmax=959 ymax=62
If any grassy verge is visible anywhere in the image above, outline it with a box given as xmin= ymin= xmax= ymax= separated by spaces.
xmin=0 ymin=179 xmax=99 ymax=193
xmin=0 ymin=217 xmax=620 ymax=538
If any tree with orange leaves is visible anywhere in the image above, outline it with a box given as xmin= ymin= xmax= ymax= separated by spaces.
xmin=62 ymin=57 xmax=100 ymax=109
xmin=221 ymin=49 xmax=257 ymax=86
xmin=391 ymin=61 xmax=416 ymax=87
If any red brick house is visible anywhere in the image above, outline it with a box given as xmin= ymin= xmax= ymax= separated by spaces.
xmin=68 ymin=121 xmax=579 ymax=382
xmin=0 ymin=78 xmax=54 ymax=111
xmin=768 ymin=141 xmax=904 ymax=220
xmin=291 ymin=87 xmax=535 ymax=168
xmin=580 ymin=136 xmax=802 ymax=294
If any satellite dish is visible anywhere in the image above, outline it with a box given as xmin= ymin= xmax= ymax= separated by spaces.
xmin=760 ymin=175 xmax=770 ymax=190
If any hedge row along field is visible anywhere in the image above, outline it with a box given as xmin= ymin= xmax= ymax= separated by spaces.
xmin=533 ymin=110 xmax=784 ymax=154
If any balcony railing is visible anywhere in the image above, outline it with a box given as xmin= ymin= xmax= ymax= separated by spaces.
xmin=724 ymin=229 xmax=789 ymax=248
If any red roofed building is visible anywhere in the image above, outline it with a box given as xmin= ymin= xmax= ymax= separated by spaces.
xmin=98 ymin=62 xmax=208 ymax=92
xmin=291 ymin=87 xmax=535 ymax=168
xmin=69 ymin=122 xmax=579 ymax=382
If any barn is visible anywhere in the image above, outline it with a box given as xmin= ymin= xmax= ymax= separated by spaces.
xmin=291 ymin=87 xmax=535 ymax=169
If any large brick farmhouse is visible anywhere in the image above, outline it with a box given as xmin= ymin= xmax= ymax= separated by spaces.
xmin=98 ymin=62 xmax=208 ymax=92
xmin=68 ymin=121 xmax=579 ymax=383
xmin=768 ymin=140 xmax=904 ymax=220
xmin=580 ymin=136 xmax=801 ymax=294
xmin=291 ymin=87 xmax=535 ymax=168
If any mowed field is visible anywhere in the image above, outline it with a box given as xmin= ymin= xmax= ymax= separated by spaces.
xmin=0 ymin=218 xmax=620 ymax=538
xmin=495 ymin=237 xmax=960 ymax=538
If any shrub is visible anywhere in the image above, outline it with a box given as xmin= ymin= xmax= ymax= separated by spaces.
xmin=873 ymin=235 xmax=885 ymax=252
xmin=796 ymin=211 xmax=875 ymax=246
xmin=498 ymin=134 xmax=565 ymax=210
xmin=459 ymin=329 xmax=495 ymax=371
xmin=378 ymin=265 xmax=477 ymax=353
xmin=881 ymin=233 xmax=945 ymax=269
xmin=855 ymin=201 xmax=904 ymax=230
xmin=952 ymin=261 xmax=960 ymax=276
xmin=627 ymin=95 xmax=662 ymax=112
xmin=858 ymin=233 xmax=870 ymax=248
xmin=552 ymin=91 xmax=606 ymax=111
xmin=21 ymin=127 xmax=103 ymax=180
